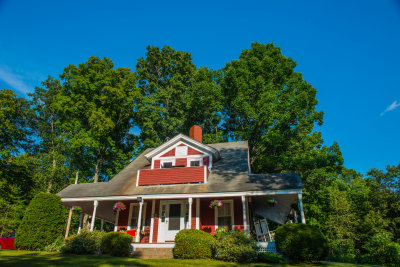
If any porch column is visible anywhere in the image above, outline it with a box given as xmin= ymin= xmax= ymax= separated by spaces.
xmin=149 ymin=199 xmax=156 ymax=243
xmin=188 ymin=197 xmax=193 ymax=229
xmin=135 ymin=198 xmax=144 ymax=242
xmin=114 ymin=210 xmax=120 ymax=232
xmin=298 ymin=193 xmax=306 ymax=224
xmin=100 ymin=219 xmax=104 ymax=231
xmin=196 ymin=198 xmax=200 ymax=229
xmin=78 ymin=213 xmax=83 ymax=234
xmin=90 ymin=200 xmax=99 ymax=231
xmin=241 ymin=195 xmax=249 ymax=234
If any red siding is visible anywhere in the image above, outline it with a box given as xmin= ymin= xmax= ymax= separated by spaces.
xmin=199 ymin=197 xmax=244 ymax=235
xmin=175 ymin=158 xmax=187 ymax=167
xmin=138 ymin=166 xmax=205 ymax=186
xmin=200 ymin=198 xmax=215 ymax=234
xmin=154 ymin=160 xmax=160 ymax=169
xmin=117 ymin=201 xmax=134 ymax=227
xmin=234 ymin=197 xmax=244 ymax=232
xmin=160 ymin=148 xmax=175 ymax=157
xmin=203 ymin=156 xmax=209 ymax=166
xmin=178 ymin=144 xmax=186 ymax=146
xmin=188 ymin=147 xmax=202 ymax=155
xmin=152 ymin=200 xmax=160 ymax=243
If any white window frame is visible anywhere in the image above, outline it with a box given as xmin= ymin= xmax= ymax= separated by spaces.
xmin=188 ymin=157 xmax=203 ymax=167
xmin=160 ymin=158 xmax=175 ymax=168
xmin=127 ymin=202 xmax=147 ymax=231
xmin=214 ymin=199 xmax=235 ymax=230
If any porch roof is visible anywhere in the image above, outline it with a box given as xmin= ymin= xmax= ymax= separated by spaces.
xmin=58 ymin=141 xmax=303 ymax=199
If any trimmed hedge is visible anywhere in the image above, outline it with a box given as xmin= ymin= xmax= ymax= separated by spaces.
xmin=174 ymin=229 xmax=216 ymax=259
xmin=215 ymin=230 xmax=257 ymax=263
xmin=15 ymin=193 xmax=66 ymax=250
xmin=275 ymin=223 xmax=328 ymax=262
xmin=100 ymin=232 xmax=133 ymax=257
xmin=61 ymin=230 xmax=104 ymax=255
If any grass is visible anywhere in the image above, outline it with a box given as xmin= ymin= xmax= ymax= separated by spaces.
xmin=0 ymin=250 xmax=379 ymax=267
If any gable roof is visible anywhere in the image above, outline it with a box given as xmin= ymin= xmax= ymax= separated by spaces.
xmin=58 ymin=141 xmax=303 ymax=199
xmin=144 ymin=134 xmax=220 ymax=161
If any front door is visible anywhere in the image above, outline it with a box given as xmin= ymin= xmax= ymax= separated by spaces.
xmin=159 ymin=200 xmax=185 ymax=242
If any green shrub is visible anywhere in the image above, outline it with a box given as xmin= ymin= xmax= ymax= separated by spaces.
xmin=15 ymin=193 xmax=66 ymax=250
xmin=327 ymin=239 xmax=356 ymax=263
xmin=100 ymin=232 xmax=133 ymax=257
xmin=257 ymin=252 xmax=288 ymax=263
xmin=61 ymin=229 xmax=104 ymax=254
xmin=215 ymin=230 xmax=257 ymax=263
xmin=362 ymin=232 xmax=400 ymax=266
xmin=275 ymin=223 xmax=328 ymax=262
xmin=174 ymin=229 xmax=216 ymax=259
xmin=215 ymin=227 xmax=229 ymax=239
xmin=44 ymin=236 xmax=64 ymax=252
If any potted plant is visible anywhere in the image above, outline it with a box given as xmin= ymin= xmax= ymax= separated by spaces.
xmin=209 ymin=200 xmax=223 ymax=208
xmin=266 ymin=198 xmax=278 ymax=207
xmin=113 ymin=201 xmax=126 ymax=213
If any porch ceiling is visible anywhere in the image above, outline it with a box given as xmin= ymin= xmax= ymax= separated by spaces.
xmin=64 ymin=200 xmax=118 ymax=223
xmin=252 ymin=194 xmax=298 ymax=225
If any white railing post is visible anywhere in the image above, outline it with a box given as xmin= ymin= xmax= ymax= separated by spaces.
xmin=114 ymin=210 xmax=120 ymax=232
xmin=90 ymin=200 xmax=99 ymax=231
xmin=135 ymin=199 xmax=144 ymax=242
xmin=241 ymin=195 xmax=249 ymax=234
xmin=149 ymin=199 xmax=155 ymax=243
xmin=188 ymin=197 xmax=193 ymax=229
xmin=298 ymin=193 xmax=306 ymax=224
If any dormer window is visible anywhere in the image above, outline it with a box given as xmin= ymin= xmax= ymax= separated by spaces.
xmin=190 ymin=160 xmax=200 ymax=167
xmin=188 ymin=158 xmax=202 ymax=167
xmin=162 ymin=161 xmax=173 ymax=168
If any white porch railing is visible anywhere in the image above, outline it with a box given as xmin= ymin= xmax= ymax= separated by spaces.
xmin=257 ymin=242 xmax=277 ymax=254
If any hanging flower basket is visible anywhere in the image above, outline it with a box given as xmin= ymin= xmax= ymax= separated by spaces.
xmin=266 ymin=198 xmax=278 ymax=207
xmin=113 ymin=202 xmax=126 ymax=213
xmin=209 ymin=200 xmax=223 ymax=208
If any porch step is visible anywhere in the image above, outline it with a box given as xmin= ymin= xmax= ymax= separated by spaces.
xmin=131 ymin=247 xmax=173 ymax=259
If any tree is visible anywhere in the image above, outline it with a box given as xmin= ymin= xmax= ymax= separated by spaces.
xmin=29 ymin=77 xmax=71 ymax=193
xmin=15 ymin=193 xmax=66 ymax=250
xmin=222 ymin=42 xmax=342 ymax=174
xmin=135 ymin=46 xmax=225 ymax=149
xmin=0 ymin=89 xmax=33 ymax=163
xmin=366 ymin=164 xmax=400 ymax=242
xmin=0 ymin=89 xmax=35 ymax=234
xmin=54 ymin=57 xmax=140 ymax=182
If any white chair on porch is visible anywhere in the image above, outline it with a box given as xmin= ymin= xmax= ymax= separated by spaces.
xmin=254 ymin=221 xmax=265 ymax=242
xmin=260 ymin=219 xmax=274 ymax=242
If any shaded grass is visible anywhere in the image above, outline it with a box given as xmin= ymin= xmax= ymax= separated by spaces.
xmin=0 ymin=250 xmax=379 ymax=267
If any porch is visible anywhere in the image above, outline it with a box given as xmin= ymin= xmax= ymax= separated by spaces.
xmin=62 ymin=190 xmax=305 ymax=247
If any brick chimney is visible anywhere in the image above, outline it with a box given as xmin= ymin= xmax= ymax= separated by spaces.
xmin=189 ymin=125 xmax=202 ymax=143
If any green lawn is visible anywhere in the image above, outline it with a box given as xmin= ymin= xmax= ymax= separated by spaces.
xmin=0 ymin=250 xmax=378 ymax=267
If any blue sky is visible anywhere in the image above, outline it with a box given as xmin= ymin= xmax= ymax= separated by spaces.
xmin=0 ymin=0 xmax=399 ymax=174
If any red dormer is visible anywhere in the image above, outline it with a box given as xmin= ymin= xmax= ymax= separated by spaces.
xmin=136 ymin=126 xmax=220 ymax=186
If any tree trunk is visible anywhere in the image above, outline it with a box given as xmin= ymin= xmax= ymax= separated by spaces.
xmin=46 ymin=153 xmax=56 ymax=193
xmin=93 ymin=157 xmax=102 ymax=183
